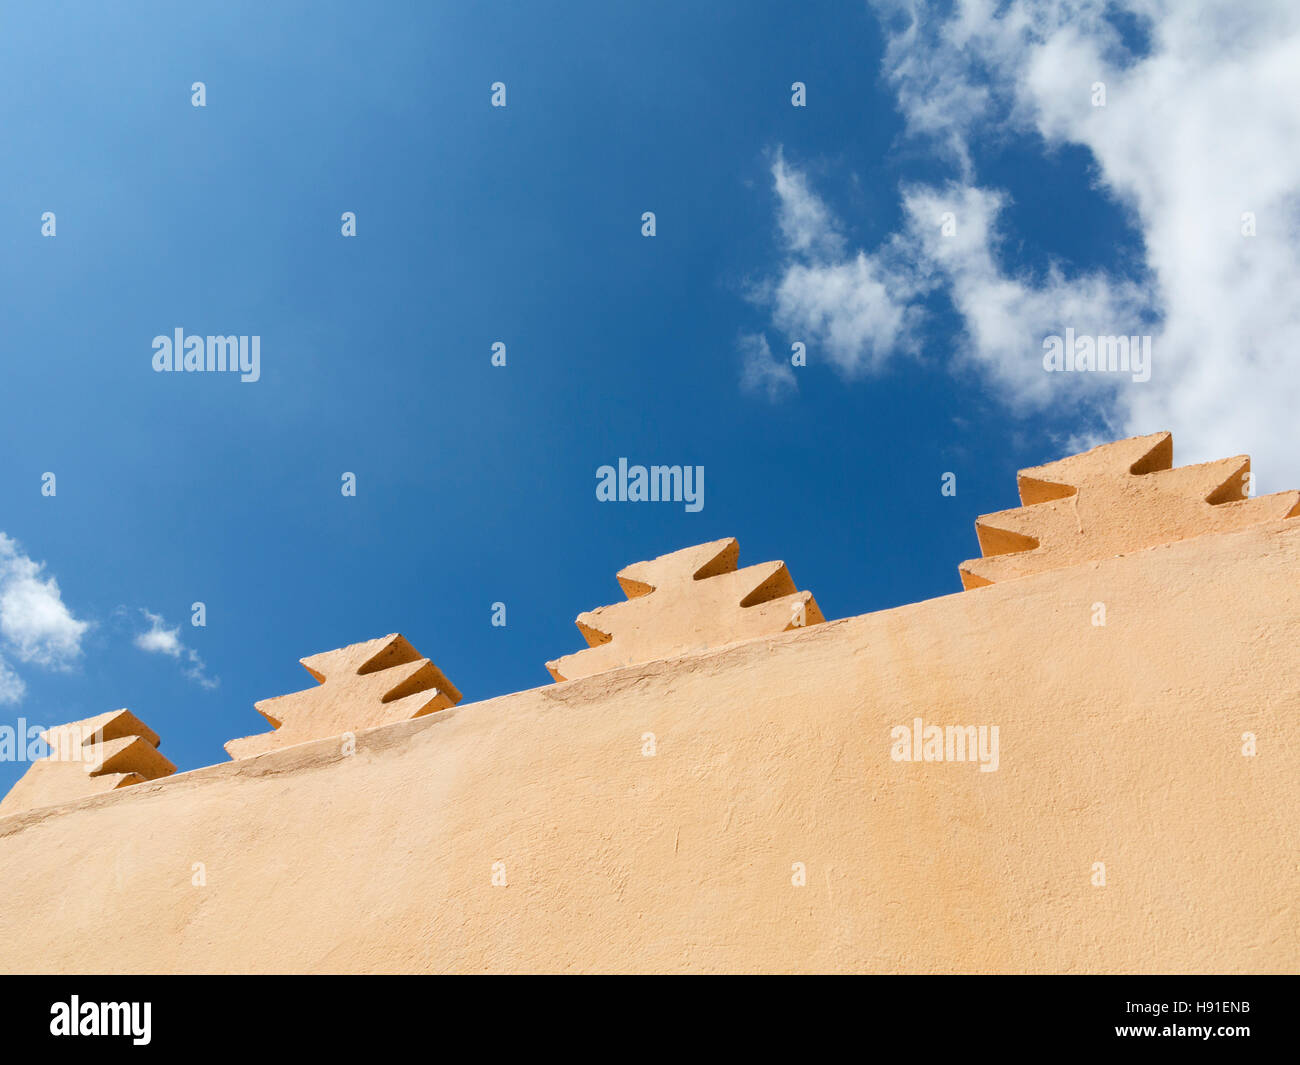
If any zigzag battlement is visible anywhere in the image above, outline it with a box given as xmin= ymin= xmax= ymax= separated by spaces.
xmin=3 ymin=433 xmax=1292 ymax=821
xmin=959 ymin=432 xmax=1300 ymax=588
xmin=546 ymin=537 xmax=824 ymax=682
xmin=224 ymin=633 xmax=461 ymax=759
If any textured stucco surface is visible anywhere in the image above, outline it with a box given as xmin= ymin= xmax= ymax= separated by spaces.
xmin=0 ymin=520 xmax=1296 ymax=973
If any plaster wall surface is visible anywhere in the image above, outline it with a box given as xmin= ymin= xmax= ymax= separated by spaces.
xmin=0 ymin=521 xmax=1296 ymax=973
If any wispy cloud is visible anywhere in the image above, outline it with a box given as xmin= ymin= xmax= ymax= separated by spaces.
xmin=0 ymin=658 xmax=25 ymax=706
xmin=134 ymin=609 xmax=218 ymax=690
xmin=771 ymin=148 xmax=847 ymax=260
xmin=750 ymin=152 xmax=925 ymax=382
xmin=738 ymin=332 xmax=798 ymax=401
xmin=894 ymin=181 xmax=1147 ymax=407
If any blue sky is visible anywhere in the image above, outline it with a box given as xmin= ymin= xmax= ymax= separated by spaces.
xmin=1 ymin=0 xmax=1295 ymax=789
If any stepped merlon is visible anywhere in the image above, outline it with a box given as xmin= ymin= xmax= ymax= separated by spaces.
xmin=546 ymin=536 xmax=824 ymax=682
xmin=959 ymin=431 xmax=1300 ymax=588
xmin=224 ymin=633 xmax=461 ymax=759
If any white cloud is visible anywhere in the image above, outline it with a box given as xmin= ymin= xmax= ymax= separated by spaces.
xmin=771 ymin=252 xmax=926 ymax=376
xmin=772 ymin=149 xmax=847 ymax=259
xmin=754 ymin=1 xmax=1300 ymax=489
xmin=0 ymin=533 xmax=89 ymax=674
xmin=755 ymin=153 xmax=925 ymax=378
xmin=135 ymin=611 xmax=183 ymax=657
xmin=0 ymin=538 xmax=222 ymax=703
xmin=896 ymin=182 xmax=1148 ymax=407
xmin=135 ymin=609 xmax=218 ymax=690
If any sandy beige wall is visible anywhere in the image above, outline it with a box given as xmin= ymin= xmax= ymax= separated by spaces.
xmin=1 ymin=520 xmax=1296 ymax=973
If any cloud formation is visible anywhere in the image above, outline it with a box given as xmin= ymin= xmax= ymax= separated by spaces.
xmin=746 ymin=149 xmax=925 ymax=387
xmin=751 ymin=0 xmax=1300 ymax=487
xmin=0 ymin=533 xmax=90 ymax=704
